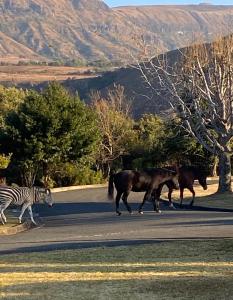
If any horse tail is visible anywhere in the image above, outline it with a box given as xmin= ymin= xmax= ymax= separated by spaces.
xmin=108 ymin=173 xmax=115 ymax=201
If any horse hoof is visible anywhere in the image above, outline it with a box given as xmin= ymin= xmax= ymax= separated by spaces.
xmin=169 ymin=204 xmax=176 ymax=210
xmin=138 ymin=211 xmax=143 ymax=215
xmin=129 ymin=211 xmax=133 ymax=215
xmin=116 ymin=212 xmax=121 ymax=216
xmin=156 ymin=210 xmax=162 ymax=214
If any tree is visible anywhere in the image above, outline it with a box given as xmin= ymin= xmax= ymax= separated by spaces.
xmin=0 ymin=83 xmax=101 ymax=186
xmin=141 ymin=35 xmax=233 ymax=193
xmin=0 ymin=85 xmax=26 ymax=127
xmin=129 ymin=115 xmax=213 ymax=172
xmin=163 ymin=118 xmax=213 ymax=173
xmin=129 ymin=114 xmax=167 ymax=169
xmin=91 ymin=85 xmax=136 ymax=176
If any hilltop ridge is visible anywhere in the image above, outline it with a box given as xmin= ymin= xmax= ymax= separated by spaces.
xmin=0 ymin=0 xmax=233 ymax=62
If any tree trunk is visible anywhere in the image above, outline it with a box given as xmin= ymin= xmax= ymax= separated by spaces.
xmin=21 ymin=165 xmax=38 ymax=187
xmin=210 ymin=156 xmax=218 ymax=177
xmin=217 ymin=152 xmax=232 ymax=193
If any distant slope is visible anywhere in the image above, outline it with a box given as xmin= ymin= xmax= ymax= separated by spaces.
xmin=0 ymin=31 xmax=44 ymax=62
xmin=61 ymin=66 xmax=167 ymax=118
xmin=0 ymin=1 xmax=233 ymax=62
xmin=16 ymin=35 xmax=231 ymax=118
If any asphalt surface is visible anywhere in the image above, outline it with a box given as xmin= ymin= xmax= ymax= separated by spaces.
xmin=0 ymin=187 xmax=233 ymax=254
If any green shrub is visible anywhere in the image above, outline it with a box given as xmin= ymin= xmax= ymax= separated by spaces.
xmin=0 ymin=153 xmax=11 ymax=169
xmin=53 ymin=163 xmax=105 ymax=187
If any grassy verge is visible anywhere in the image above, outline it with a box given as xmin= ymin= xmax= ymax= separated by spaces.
xmin=0 ymin=239 xmax=232 ymax=300
xmin=164 ymin=178 xmax=233 ymax=210
xmin=0 ymin=215 xmax=19 ymax=235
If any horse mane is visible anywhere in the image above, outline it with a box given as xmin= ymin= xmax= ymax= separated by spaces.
xmin=144 ymin=167 xmax=177 ymax=176
xmin=180 ymin=165 xmax=207 ymax=178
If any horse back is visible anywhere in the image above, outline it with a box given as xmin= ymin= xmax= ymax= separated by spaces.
xmin=114 ymin=170 xmax=153 ymax=193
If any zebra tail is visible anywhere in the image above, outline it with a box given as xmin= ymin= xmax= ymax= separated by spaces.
xmin=108 ymin=173 xmax=115 ymax=201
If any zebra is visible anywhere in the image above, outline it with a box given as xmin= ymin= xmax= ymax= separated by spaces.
xmin=0 ymin=186 xmax=53 ymax=225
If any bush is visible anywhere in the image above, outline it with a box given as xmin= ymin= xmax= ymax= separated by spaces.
xmin=52 ymin=163 xmax=105 ymax=187
xmin=0 ymin=153 xmax=11 ymax=169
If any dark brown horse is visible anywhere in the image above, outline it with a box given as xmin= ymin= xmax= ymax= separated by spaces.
xmin=108 ymin=168 xmax=179 ymax=215
xmin=155 ymin=166 xmax=208 ymax=208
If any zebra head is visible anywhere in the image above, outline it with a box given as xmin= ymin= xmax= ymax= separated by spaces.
xmin=36 ymin=187 xmax=53 ymax=207
xmin=44 ymin=188 xmax=53 ymax=207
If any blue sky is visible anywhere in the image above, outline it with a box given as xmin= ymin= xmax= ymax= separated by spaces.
xmin=105 ymin=0 xmax=233 ymax=7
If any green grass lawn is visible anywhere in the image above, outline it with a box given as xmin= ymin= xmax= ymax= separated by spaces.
xmin=0 ymin=239 xmax=232 ymax=300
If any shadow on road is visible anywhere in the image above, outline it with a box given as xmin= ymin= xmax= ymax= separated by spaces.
xmin=1 ymin=237 xmax=231 ymax=255
xmin=34 ymin=200 xmax=233 ymax=218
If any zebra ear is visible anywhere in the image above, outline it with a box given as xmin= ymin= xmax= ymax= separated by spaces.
xmin=46 ymin=188 xmax=51 ymax=195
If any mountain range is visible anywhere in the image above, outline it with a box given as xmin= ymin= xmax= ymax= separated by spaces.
xmin=0 ymin=0 xmax=233 ymax=62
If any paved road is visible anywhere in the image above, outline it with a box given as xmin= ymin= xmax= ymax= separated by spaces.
xmin=0 ymin=187 xmax=233 ymax=254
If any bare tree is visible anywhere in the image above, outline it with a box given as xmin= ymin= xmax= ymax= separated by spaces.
xmin=139 ymin=35 xmax=233 ymax=192
xmin=91 ymin=85 xmax=135 ymax=176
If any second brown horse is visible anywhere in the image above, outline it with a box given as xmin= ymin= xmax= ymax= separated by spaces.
xmin=154 ymin=166 xmax=208 ymax=208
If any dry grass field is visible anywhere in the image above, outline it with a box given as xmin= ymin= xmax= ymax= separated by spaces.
xmin=0 ymin=239 xmax=232 ymax=300
xmin=0 ymin=65 xmax=98 ymax=84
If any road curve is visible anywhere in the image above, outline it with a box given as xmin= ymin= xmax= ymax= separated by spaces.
xmin=0 ymin=187 xmax=232 ymax=254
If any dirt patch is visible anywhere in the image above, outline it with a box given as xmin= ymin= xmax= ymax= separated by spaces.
xmin=0 ymin=66 xmax=98 ymax=84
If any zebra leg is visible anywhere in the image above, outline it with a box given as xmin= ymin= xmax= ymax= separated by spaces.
xmin=0 ymin=201 xmax=11 ymax=224
xmin=1 ymin=211 xmax=7 ymax=223
xmin=0 ymin=205 xmax=4 ymax=224
xmin=0 ymin=210 xmax=4 ymax=225
xmin=27 ymin=206 xmax=37 ymax=225
xmin=19 ymin=203 xmax=30 ymax=224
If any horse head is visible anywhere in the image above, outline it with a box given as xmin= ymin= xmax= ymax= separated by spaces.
xmin=171 ymin=171 xmax=179 ymax=190
xmin=161 ymin=168 xmax=179 ymax=190
xmin=198 ymin=175 xmax=208 ymax=190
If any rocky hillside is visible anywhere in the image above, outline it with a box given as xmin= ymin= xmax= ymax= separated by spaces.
xmin=0 ymin=1 xmax=233 ymax=62
xmin=0 ymin=31 xmax=44 ymax=62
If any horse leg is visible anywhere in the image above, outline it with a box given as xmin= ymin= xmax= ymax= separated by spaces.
xmin=155 ymin=185 xmax=162 ymax=201
xmin=153 ymin=194 xmax=161 ymax=213
xmin=138 ymin=194 xmax=147 ymax=214
xmin=188 ymin=187 xmax=195 ymax=207
xmin=122 ymin=191 xmax=132 ymax=214
xmin=138 ymin=189 xmax=153 ymax=214
xmin=168 ymin=188 xmax=175 ymax=209
xmin=115 ymin=191 xmax=123 ymax=216
xmin=179 ymin=187 xmax=184 ymax=208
